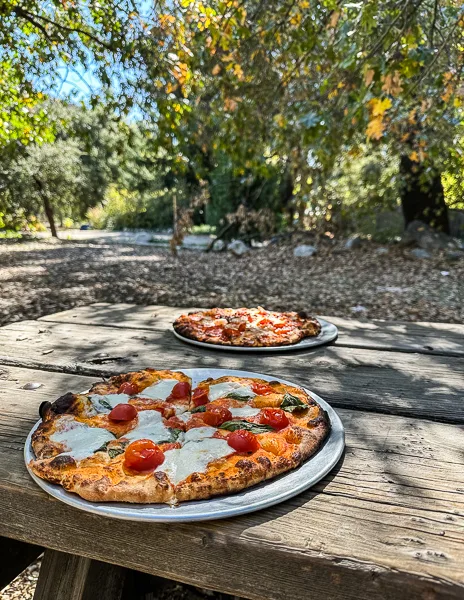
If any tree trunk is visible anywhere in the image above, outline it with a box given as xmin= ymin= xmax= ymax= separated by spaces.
xmin=279 ymin=166 xmax=294 ymax=226
xmin=399 ymin=156 xmax=449 ymax=233
xmin=34 ymin=177 xmax=58 ymax=238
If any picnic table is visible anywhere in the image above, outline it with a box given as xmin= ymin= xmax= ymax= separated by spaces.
xmin=0 ymin=304 xmax=463 ymax=600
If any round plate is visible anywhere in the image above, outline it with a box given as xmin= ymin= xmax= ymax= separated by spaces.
xmin=172 ymin=318 xmax=338 ymax=352
xmin=25 ymin=368 xmax=345 ymax=522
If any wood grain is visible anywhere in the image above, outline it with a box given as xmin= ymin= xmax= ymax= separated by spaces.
xmin=39 ymin=303 xmax=464 ymax=356
xmin=1 ymin=368 xmax=463 ymax=600
xmin=1 ymin=321 xmax=463 ymax=424
xmin=33 ymin=549 xmax=126 ymax=600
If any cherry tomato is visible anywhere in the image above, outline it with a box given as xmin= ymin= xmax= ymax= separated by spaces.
xmin=251 ymin=382 xmax=274 ymax=396
xmin=124 ymin=439 xmax=164 ymax=472
xmin=192 ymin=387 xmax=209 ymax=407
xmin=118 ymin=382 xmax=138 ymax=395
xmin=202 ymin=405 xmax=232 ymax=427
xmin=108 ymin=403 xmax=137 ymax=422
xmin=260 ymin=408 xmax=289 ymax=431
xmin=238 ymin=322 xmax=247 ymax=332
xmin=227 ymin=430 xmax=260 ymax=453
xmin=169 ymin=381 xmax=191 ymax=399
xmin=163 ymin=416 xmax=186 ymax=430
xmin=223 ymin=326 xmax=241 ymax=338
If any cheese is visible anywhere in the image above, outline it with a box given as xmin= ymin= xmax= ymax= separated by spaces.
xmin=174 ymin=405 xmax=189 ymax=416
xmin=229 ymin=406 xmax=260 ymax=418
xmin=88 ymin=393 xmax=130 ymax=413
xmin=183 ymin=426 xmax=216 ymax=442
xmin=123 ymin=410 xmax=182 ymax=444
xmin=157 ymin=438 xmax=232 ymax=484
xmin=208 ymin=382 xmax=256 ymax=402
xmin=177 ymin=412 xmax=192 ymax=423
xmin=136 ymin=379 xmax=179 ymax=401
xmin=50 ymin=417 xmax=115 ymax=461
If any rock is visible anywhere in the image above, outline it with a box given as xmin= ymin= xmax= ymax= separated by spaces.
xmin=402 ymin=220 xmax=459 ymax=251
xmin=351 ymin=305 xmax=367 ymax=313
xmin=445 ymin=250 xmax=464 ymax=262
xmin=410 ymin=248 xmax=432 ymax=259
xmin=293 ymin=244 xmax=317 ymax=257
xmin=375 ymin=247 xmax=389 ymax=255
xmin=22 ymin=382 xmax=43 ymax=390
xmin=211 ymin=239 xmax=226 ymax=252
xmin=227 ymin=239 xmax=249 ymax=257
xmin=344 ymin=235 xmax=362 ymax=250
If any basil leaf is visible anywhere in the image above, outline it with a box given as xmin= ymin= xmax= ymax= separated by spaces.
xmin=94 ymin=441 xmax=110 ymax=453
xmin=158 ymin=428 xmax=183 ymax=444
xmin=280 ymin=393 xmax=308 ymax=412
xmin=220 ymin=420 xmax=273 ymax=434
xmin=108 ymin=447 xmax=125 ymax=459
xmin=98 ymin=399 xmax=113 ymax=411
xmin=191 ymin=405 xmax=206 ymax=413
xmin=225 ymin=392 xmax=254 ymax=401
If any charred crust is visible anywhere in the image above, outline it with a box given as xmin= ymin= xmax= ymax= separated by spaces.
xmin=307 ymin=416 xmax=327 ymax=428
xmin=235 ymin=459 xmax=254 ymax=470
xmin=257 ymin=456 xmax=271 ymax=468
xmin=48 ymin=392 xmax=76 ymax=417
xmin=39 ymin=401 xmax=51 ymax=419
xmin=189 ymin=473 xmax=203 ymax=482
xmin=49 ymin=455 xmax=76 ymax=469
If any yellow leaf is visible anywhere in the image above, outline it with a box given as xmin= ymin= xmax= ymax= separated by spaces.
xmin=211 ymin=64 xmax=221 ymax=75
xmin=328 ymin=89 xmax=338 ymax=100
xmin=273 ymin=113 xmax=285 ymax=127
xmin=409 ymin=151 xmax=419 ymax=162
xmin=408 ymin=109 xmax=417 ymax=124
xmin=366 ymin=116 xmax=385 ymax=140
xmin=369 ymin=98 xmax=392 ymax=116
xmin=233 ymin=63 xmax=244 ymax=79
xmin=364 ymin=69 xmax=375 ymax=87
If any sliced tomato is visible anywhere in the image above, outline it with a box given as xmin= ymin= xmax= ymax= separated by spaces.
xmin=251 ymin=382 xmax=274 ymax=396
xmin=260 ymin=408 xmax=289 ymax=431
xmin=159 ymin=442 xmax=182 ymax=451
xmin=124 ymin=439 xmax=164 ymax=472
xmin=168 ymin=381 xmax=191 ymax=400
xmin=202 ymin=405 xmax=232 ymax=427
xmin=108 ymin=403 xmax=137 ymax=422
xmin=257 ymin=318 xmax=272 ymax=327
xmin=227 ymin=430 xmax=260 ymax=453
xmin=163 ymin=416 xmax=186 ymax=431
xmin=118 ymin=382 xmax=138 ymax=395
xmin=192 ymin=387 xmax=209 ymax=407
xmin=237 ymin=322 xmax=247 ymax=332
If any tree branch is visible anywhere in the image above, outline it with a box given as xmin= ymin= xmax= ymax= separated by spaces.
xmin=13 ymin=6 xmax=113 ymax=51
xmin=429 ymin=0 xmax=439 ymax=48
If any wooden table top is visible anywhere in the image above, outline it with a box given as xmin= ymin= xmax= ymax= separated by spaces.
xmin=0 ymin=304 xmax=463 ymax=600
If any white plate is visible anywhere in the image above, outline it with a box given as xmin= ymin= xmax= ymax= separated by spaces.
xmin=25 ymin=368 xmax=345 ymax=522
xmin=172 ymin=318 xmax=338 ymax=352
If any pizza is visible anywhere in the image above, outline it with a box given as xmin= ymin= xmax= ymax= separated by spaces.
xmin=29 ymin=369 xmax=330 ymax=504
xmin=173 ymin=307 xmax=321 ymax=347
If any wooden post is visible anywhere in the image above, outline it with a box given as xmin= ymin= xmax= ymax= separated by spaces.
xmin=33 ymin=549 xmax=127 ymax=600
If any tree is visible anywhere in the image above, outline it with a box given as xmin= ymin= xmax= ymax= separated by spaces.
xmin=2 ymin=140 xmax=85 ymax=236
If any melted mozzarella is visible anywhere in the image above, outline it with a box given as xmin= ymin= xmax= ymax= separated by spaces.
xmin=157 ymin=438 xmax=232 ymax=484
xmin=208 ymin=382 xmax=256 ymax=402
xmin=123 ymin=410 xmax=182 ymax=444
xmin=177 ymin=412 xmax=192 ymax=423
xmin=229 ymin=406 xmax=260 ymax=418
xmin=174 ymin=405 xmax=189 ymax=416
xmin=137 ymin=379 xmax=179 ymax=401
xmin=50 ymin=418 xmax=114 ymax=461
xmin=88 ymin=393 xmax=130 ymax=413
xmin=183 ymin=426 xmax=216 ymax=442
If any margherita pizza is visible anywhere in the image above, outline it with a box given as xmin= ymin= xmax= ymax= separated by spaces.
xmin=173 ymin=307 xmax=322 ymax=347
xmin=29 ymin=369 xmax=330 ymax=504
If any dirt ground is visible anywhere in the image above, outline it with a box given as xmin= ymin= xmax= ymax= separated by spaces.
xmin=0 ymin=238 xmax=463 ymax=326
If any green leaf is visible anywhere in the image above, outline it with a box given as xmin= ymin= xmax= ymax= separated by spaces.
xmin=108 ymin=447 xmax=125 ymax=458
xmin=280 ymin=393 xmax=308 ymax=412
xmin=98 ymin=398 xmax=113 ymax=410
xmin=158 ymin=428 xmax=183 ymax=444
xmin=220 ymin=420 xmax=273 ymax=433
xmin=225 ymin=392 xmax=254 ymax=401
xmin=191 ymin=405 xmax=206 ymax=413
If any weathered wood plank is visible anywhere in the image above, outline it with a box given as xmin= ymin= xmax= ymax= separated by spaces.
xmin=0 ymin=536 xmax=43 ymax=591
xmin=33 ymin=549 xmax=126 ymax=600
xmin=1 ymin=321 xmax=463 ymax=424
xmin=1 ymin=368 xmax=463 ymax=600
xmin=38 ymin=303 xmax=464 ymax=356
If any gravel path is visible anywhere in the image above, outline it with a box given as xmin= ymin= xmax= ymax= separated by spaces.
xmin=0 ymin=239 xmax=463 ymax=325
